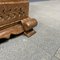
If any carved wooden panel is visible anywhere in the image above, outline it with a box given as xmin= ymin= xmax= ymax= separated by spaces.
xmin=0 ymin=1 xmax=29 ymax=27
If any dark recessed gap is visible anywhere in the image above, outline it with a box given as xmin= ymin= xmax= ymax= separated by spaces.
xmin=0 ymin=32 xmax=24 ymax=44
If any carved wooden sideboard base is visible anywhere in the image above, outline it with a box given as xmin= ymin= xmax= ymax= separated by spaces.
xmin=0 ymin=18 xmax=37 ymax=39
xmin=0 ymin=0 xmax=38 ymax=39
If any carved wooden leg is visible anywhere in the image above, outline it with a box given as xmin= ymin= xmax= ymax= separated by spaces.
xmin=21 ymin=17 xmax=38 ymax=37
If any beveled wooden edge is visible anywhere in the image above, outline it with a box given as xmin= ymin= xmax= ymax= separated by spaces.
xmin=0 ymin=17 xmax=37 ymax=39
xmin=0 ymin=24 xmax=24 ymax=39
xmin=0 ymin=1 xmax=28 ymax=4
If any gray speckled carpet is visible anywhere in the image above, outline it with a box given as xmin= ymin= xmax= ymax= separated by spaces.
xmin=0 ymin=1 xmax=60 ymax=60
